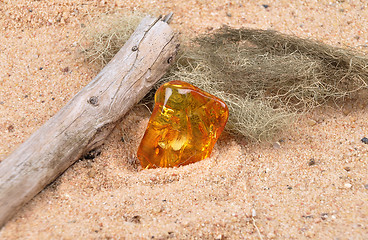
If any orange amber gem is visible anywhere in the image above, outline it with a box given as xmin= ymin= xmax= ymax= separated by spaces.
xmin=137 ymin=80 xmax=229 ymax=168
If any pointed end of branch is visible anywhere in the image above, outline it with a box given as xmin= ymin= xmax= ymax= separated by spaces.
xmin=161 ymin=12 xmax=174 ymax=24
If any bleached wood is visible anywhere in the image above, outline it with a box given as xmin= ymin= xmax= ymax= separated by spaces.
xmin=0 ymin=15 xmax=178 ymax=228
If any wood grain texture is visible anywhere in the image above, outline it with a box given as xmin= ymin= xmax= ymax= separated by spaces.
xmin=0 ymin=15 xmax=178 ymax=228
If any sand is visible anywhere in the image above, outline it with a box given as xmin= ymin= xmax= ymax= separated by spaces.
xmin=1 ymin=0 xmax=368 ymax=239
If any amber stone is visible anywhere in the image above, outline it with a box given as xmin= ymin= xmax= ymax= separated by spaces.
xmin=137 ymin=80 xmax=229 ymax=168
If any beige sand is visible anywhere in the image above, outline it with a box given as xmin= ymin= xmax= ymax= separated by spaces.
xmin=1 ymin=0 xmax=368 ymax=239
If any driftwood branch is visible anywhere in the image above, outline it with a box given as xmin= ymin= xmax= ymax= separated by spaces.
xmin=0 ymin=15 xmax=178 ymax=228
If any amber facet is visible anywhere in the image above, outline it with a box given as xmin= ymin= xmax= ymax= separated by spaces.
xmin=137 ymin=80 xmax=229 ymax=168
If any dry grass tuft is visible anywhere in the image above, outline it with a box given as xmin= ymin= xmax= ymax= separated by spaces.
xmin=80 ymin=12 xmax=145 ymax=68
xmin=161 ymin=27 xmax=368 ymax=141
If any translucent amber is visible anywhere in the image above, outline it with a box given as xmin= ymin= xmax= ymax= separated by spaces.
xmin=137 ymin=80 xmax=229 ymax=168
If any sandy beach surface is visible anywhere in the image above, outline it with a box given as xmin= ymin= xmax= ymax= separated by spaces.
xmin=1 ymin=0 xmax=368 ymax=239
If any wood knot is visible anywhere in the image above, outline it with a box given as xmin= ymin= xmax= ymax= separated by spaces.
xmin=167 ymin=56 xmax=173 ymax=64
xmin=131 ymin=46 xmax=138 ymax=51
xmin=87 ymin=96 xmax=99 ymax=106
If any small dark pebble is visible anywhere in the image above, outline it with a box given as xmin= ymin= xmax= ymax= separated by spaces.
xmin=130 ymin=215 xmax=141 ymax=224
xmin=344 ymin=166 xmax=351 ymax=172
xmin=121 ymin=137 xmax=125 ymax=142
xmin=7 ymin=125 xmax=14 ymax=132
xmin=0 ymin=101 xmax=4 ymax=105
xmin=39 ymin=67 xmax=43 ymax=70
xmin=24 ymin=95 xmax=28 ymax=98
xmin=308 ymin=158 xmax=316 ymax=166
xmin=61 ymin=67 xmax=69 ymax=73
xmin=262 ymin=4 xmax=269 ymax=8
xmin=361 ymin=137 xmax=368 ymax=144
xmin=287 ymin=185 xmax=292 ymax=190
xmin=302 ymin=215 xmax=314 ymax=219
xmin=321 ymin=213 xmax=329 ymax=220
xmin=51 ymin=97 xmax=55 ymax=100
xmin=226 ymin=12 xmax=232 ymax=17
xmin=81 ymin=23 xmax=86 ymax=28
xmin=364 ymin=184 xmax=368 ymax=190
xmin=28 ymin=9 xmax=33 ymax=12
